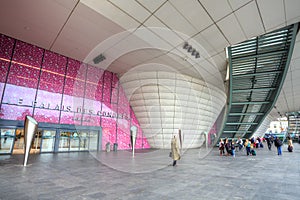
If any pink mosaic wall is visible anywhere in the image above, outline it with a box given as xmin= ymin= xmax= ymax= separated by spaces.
xmin=0 ymin=33 xmax=149 ymax=150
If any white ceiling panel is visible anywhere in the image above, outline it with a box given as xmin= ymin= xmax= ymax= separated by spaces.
xmin=235 ymin=1 xmax=265 ymax=39
xmin=217 ymin=13 xmax=246 ymax=45
xmin=136 ymin=0 xmax=166 ymax=13
xmin=52 ymin=3 xmax=124 ymax=61
xmin=200 ymin=24 xmax=229 ymax=54
xmin=228 ymin=0 xmax=252 ymax=11
xmin=257 ymin=0 xmax=285 ymax=31
xmin=0 ymin=0 xmax=77 ymax=49
xmin=133 ymin=26 xmax=173 ymax=51
xmin=154 ymin=1 xmax=198 ymax=37
xmin=200 ymin=0 xmax=232 ymax=21
xmin=110 ymin=0 xmax=151 ymax=23
xmin=209 ymin=51 xmax=227 ymax=72
xmin=291 ymin=41 xmax=300 ymax=60
xmin=170 ymin=0 xmax=213 ymax=32
xmin=291 ymin=57 xmax=300 ymax=71
xmin=143 ymin=16 xmax=184 ymax=48
xmin=285 ymin=0 xmax=300 ymax=22
xmin=192 ymin=33 xmax=217 ymax=57
xmin=81 ymin=0 xmax=140 ymax=30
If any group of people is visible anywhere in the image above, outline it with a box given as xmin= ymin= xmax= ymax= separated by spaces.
xmin=170 ymin=134 xmax=295 ymax=167
xmin=219 ymin=135 xmax=294 ymax=157
xmin=218 ymin=137 xmax=257 ymax=157
xmin=265 ymin=134 xmax=294 ymax=155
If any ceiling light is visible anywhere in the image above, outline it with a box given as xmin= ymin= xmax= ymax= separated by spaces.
xmin=182 ymin=42 xmax=200 ymax=59
xmin=93 ymin=54 xmax=106 ymax=64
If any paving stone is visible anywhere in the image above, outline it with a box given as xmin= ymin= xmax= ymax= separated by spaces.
xmin=0 ymin=143 xmax=299 ymax=199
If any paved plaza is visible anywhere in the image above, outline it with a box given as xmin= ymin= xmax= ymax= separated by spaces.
xmin=0 ymin=143 xmax=300 ymax=200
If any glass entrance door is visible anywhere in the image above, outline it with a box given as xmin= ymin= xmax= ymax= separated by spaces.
xmin=31 ymin=130 xmax=42 ymax=154
xmin=12 ymin=129 xmax=41 ymax=154
xmin=58 ymin=129 xmax=99 ymax=152
xmin=0 ymin=128 xmax=16 ymax=154
xmin=89 ymin=130 xmax=99 ymax=151
xmin=13 ymin=129 xmax=24 ymax=154
xmin=41 ymin=130 xmax=56 ymax=153
xmin=58 ymin=131 xmax=71 ymax=152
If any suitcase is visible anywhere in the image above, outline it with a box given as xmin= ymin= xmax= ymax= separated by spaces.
xmin=260 ymin=143 xmax=264 ymax=148
xmin=251 ymin=149 xmax=256 ymax=156
xmin=288 ymin=145 xmax=293 ymax=152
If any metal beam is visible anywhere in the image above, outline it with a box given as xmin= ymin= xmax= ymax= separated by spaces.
xmin=229 ymin=113 xmax=264 ymax=116
xmin=223 ymin=131 xmax=252 ymax=133
xmin=226 ymin=122 xmax=258 ymax=125
xmin=232 ymin=70 xmax=282 ymax=78
xmin=232 ymin=87 xmax=276 ymax=93
xmin=231 ymin=101 xmax=270 ymax=105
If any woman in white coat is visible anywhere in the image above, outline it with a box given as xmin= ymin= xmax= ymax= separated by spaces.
xmin=171 ymin=135 xmax=180 ymax=166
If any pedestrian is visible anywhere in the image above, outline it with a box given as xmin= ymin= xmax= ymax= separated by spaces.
xmin=237 ymin=137 xmax=243 ymax=151
xmin=287 ymin=136 xmax=293 ymax=152
xmin=274 ymin=137 xmax=283 ymax=156
xmin=224 ymin=138 xmax=231 ymax=156
xmin=266 ymin=136 xmax=272 ymax=150
xmin=231 ymin=140 xmax=236 ymax=157
xmin=171 ymin=135 xmax=180 ymax=166
xmin=219 ymin=139 xmax=225 ymax=156
xmin=244 ymin=139 xmax=251 ymax=156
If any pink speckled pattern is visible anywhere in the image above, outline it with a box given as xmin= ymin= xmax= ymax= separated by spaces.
xmin=60 ymin=95 xmax=84 ymax=124
xmin=35 ymin=90 xmax=62 ymax=109
xmin=39 ymin=51 xmax=66 ymax=93
xmin=0 ymin=34 xmax=14 ymax=60
xmin=60 ymin=112 xmax=82 ymax=125
xmin=117 ymin=127 xmax=131 ymax=149
xmin=101 ymin=117 xmax=117 ymax=150
xmin=34 ymin=108 xmax=60 ymax=123
xmin=82 ymin=114 xmax=100 ymax=126
xmin=111 ymin=88 xmax=118 ymax=104
xmin=112 ymin=73 xmax=119 ymax=88
xmin=0 ymin=34 xmax=13 ymax=86
xmin=8 ymin=41 xmax=43 ymax=88
xmin=2 ymin=84 xmax=36 ymax=106
xmin=64 ymin=59 xmax=86 ymax=97
xmin=1 ymin=104 xmax=33 ymax=120
xmin=102 ymin=71 xmax=112 ymax=103
xmin=0 ymin=33 xmax=150 ymax=150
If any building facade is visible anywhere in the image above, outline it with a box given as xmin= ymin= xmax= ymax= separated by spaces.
xmin=0 ymin=33 xmax=150 ymax=155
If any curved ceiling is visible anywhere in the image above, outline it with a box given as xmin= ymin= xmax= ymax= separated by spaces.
xmin=0 ymin=0 xmax=300 ymax=124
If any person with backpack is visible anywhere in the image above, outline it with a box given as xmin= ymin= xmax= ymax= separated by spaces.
xmin=274 ymin=137 xmax=283 ymax=156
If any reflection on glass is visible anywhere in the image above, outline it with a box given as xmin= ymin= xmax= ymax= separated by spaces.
xmin=89 ymin=131 xmax=98 ymax=151
xmin=79 ymin=132 xmax=88 ymax=151
xmin=13 ymin=129 xmax=24 ymax=152
xmin=0 ymin=128 xmax=16 ymax=154
xmin=58 ymin=131 xmax=70 ymax=152
xmin=41 ymin=130 xmax=56 ymax=152
xmin=31 ymin=130 xmax=42 ymax=153
xmin=70 ymin=132 xmax=79 ymax=151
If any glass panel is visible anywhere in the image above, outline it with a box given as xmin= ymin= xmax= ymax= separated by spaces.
xmin=0 ymin=128 xmax=15 ymax=154
xmin=79 ymin=131 xmax=88 ymax=151
xmin=89 ymin=131 xmax=98 ymax=151
xmin=58 ymin=131 xmax=70 ymax=152
xmin=70 ymin=132 xmax=80 ymax=151
xmin=30 ymin=130 xmax=42 ymax=154
xmin=41 ymin=130 xmax=56 ymax=152
xmin=13 ymin=129 xmax=24 ymax=154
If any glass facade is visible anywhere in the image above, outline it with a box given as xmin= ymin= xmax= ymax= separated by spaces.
xmin=0 ymin=33 xmax=150 ymax=154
